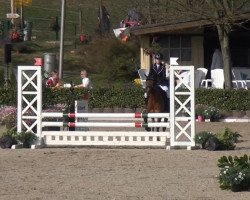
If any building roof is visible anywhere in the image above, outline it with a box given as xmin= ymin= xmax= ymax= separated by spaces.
xmin=130 ymin=12 xmax=250 ymax=36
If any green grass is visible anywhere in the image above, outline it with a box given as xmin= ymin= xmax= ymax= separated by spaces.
xmin=0 ymin=0 xmax=140 ymax=88
xmin=0 ymin=0 xmax=134 ymax=40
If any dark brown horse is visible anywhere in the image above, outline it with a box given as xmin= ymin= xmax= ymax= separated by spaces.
xmin=144 ymin=79 xmax=169 ymax=132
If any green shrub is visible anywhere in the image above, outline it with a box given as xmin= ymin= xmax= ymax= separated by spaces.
xmin=217 ymin=128 xmax=242 ymax=150
xmin=16 ymin=132 xmax=37 ymax=148
xmin=0 ymin=130 xmax=37 ymax=149
xmin=1 ymin=85 xmax=249 ymax=112
xmin=195 ymin=131 xmax=216 ymax=148
xmin=0 ymin=129 xmax=18 ymax=149
xmin=196 ymin=89 xmax=250 ymax=111
xmin=218 ymin=155 xmax=250 ymax=191
xmin=195 ymin=128 xmax=241 ymax=150
xmin=0 ymin=86 xmax=17 ymax=106
xmin=78 ymin=38 xmax=140 ymax=82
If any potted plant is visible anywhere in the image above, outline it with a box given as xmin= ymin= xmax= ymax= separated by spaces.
xmin=195 ymin=104 xmax=206 ymax=122
xmin=16 ymin=132 xmax=37 ymax=148
xmin=195 ymin=131 xmax=216 ymax=149
xmin=0 ymin=130 xmax=18 ymax=149
xmin=204 ymin=106 xmax=221 ymax=122
xmin=195 ymin=128 xmax=241 ymax=151
xmin=217 ymin=127 xmax=242 ymax=150
xmin=217 ymin=155 xmax=250 ymax=192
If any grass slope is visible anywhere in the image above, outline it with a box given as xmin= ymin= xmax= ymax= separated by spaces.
xmin=0 ymin=0 xmax=134 ymax=40
xmin=0 ymin=0 xmax=139 ymax=88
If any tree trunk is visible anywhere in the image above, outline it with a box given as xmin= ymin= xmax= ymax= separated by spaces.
xmin=217 ymin=25 xmax=232 ymax=89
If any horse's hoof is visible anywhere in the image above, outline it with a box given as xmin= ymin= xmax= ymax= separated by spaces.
xmin=145 ymin=127 xmax=151 ymax=132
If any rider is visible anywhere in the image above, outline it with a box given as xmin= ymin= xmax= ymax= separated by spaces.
xmin=146 ymin=52 xmax=170 ymax=112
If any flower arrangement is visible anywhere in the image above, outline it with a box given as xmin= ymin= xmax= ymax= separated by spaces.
xmin=203 ymin=106 xmax=221 ymax=121
xmin=195 ymin=104 xmax=207 ymax=118
xmin=218 ymin=155 xmax=250 ymax=192
xmin=134 ymin=78 xmax=142 ymax=86
xmin=0 ymin=106 xmax=17 ymax=129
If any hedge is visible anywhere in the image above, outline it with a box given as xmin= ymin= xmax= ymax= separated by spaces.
xmin=0 ymin=86 xmax=250 ymax=111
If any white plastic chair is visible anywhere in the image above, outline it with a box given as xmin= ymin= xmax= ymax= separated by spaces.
xmin=138 ymin=69 xmax=149 ymax=88
xmin=201 ymin=69 xmax=224 ymax=89
xmin=232 ymin=69 xmax=248 ymax=89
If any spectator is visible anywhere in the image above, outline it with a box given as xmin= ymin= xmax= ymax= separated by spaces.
xmin=46 ymin=70 xmax=61 ymax=88
xmin=75 ymin=69 xmax=93 ymax=89
xmin=211 ymin=48 xmax=223 ymax=70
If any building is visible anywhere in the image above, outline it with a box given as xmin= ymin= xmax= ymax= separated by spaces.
xmin=130 ymin=12 xmax=250 ymax=74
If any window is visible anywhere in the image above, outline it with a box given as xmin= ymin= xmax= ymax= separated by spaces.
xmin=157 ymin=35 xmax=192 ymax=62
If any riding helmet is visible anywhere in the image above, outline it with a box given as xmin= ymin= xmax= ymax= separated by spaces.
xmin=154 ymin=52 xmax=163 ymax=60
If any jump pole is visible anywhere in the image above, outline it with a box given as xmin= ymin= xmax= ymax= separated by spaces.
xmin=42 ymin=112 xmax=170 ymax=118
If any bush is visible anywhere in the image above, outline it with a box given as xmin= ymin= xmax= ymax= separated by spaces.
xmin=195 ymin=128 xmax=241 ymax=151
xmin=217 ymin=128 xmax=242 ymax=150
xmin=0 ymin=130 xmax=37 ymax=149
xmin=0 ymin=86 xmax=17 ymax=106
xmin=0 ymin=106 xmax=17 ymax=129
xmin=218 ymin=155 xmax=250 ymax=191
xmin=15 ymin=132 xmax=37 ymax=148
xmin=0 ymin=130 xmax=18 ymax=149
xmin=196 ymin=89 xmax=250 ymax=111
xmin=1 ymin=85 xmax=249 ymax=112
xmin=195 ymin=131 xmax=216 ymax=148
xmin=78 ymin=38 xmax=140 ymax=82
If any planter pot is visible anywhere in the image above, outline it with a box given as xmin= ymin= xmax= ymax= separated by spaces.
xmin=232 ymin=110 xmax=246 ymax=118
xmin=113 ymin=107 xmax=124 ymax=113
xmin=197 ymin=115 xmax=203 ymax=122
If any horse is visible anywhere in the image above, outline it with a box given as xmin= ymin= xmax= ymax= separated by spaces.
xmin=144 ymin=79 xmax=169 ymax=132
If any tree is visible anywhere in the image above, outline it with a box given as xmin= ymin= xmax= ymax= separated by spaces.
xmin=134 ymin=0 xmax=250 ymax=89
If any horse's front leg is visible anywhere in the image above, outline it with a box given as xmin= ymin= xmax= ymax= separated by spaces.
xmin=162 ymin=118 xmax=168 ymax=132
xmin=144 ymin=116 xmax=151 ymax=132
xmin=156 ymin=118 xmax=161 ymax=132
xmin=151 ymin=118 xmax=155 ymax=132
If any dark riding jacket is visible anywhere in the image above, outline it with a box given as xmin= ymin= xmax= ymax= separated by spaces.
xmin=147 ymin=63 xmax=169 ymax=87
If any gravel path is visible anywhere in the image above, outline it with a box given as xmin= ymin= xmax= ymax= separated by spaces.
xmin=0 ymin=122 xmax=249 ymax=200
